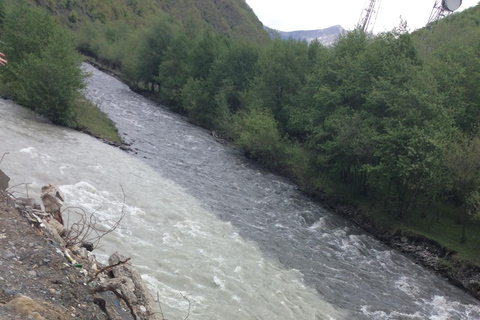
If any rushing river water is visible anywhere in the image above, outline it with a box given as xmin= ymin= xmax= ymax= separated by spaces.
xmin=1 ymin=64 xmax=480 ymax=319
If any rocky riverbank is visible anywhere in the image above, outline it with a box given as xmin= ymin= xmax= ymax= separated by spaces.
xmin=0 ymin=170 xmax=163 ymax=320
xmin=84 ymin=57 xmax=480 ymax=304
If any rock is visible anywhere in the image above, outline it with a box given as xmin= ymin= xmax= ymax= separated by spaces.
xmin=40 ymin=184 xmax=64 ymax=225
xmin=2 ymin=250 xmax=16 ymax=260
xmin=0 ymin=169 xmax=10 ymax=191
xmin=41 ymin=219 xmax=65 ymax=247
xmin=28 ymin=271 xmax=37 ymax=277
xmin=46 ymin=218 xmax=65 ymax=237
xmin=6 ymin=296 xmax=66 ymax=320
xmin=93 ymin=277 xmax=137 ymax=304
xmin=109 ymin=253 xmax=163 ymax=320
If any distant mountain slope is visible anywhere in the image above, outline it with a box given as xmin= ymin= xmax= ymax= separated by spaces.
xmin=277 ymin=25 xmax=344 ymax=45
xmin=25 ymin=0 xmax=270 ymax=45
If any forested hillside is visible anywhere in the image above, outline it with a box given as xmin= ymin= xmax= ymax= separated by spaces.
xmin=27 ymin=0 xmax=269 ymax=45
xmin=1 ymin=0 xmax=480 ymax=289
xmin=66 ymin=1 xmax=480 ymax=267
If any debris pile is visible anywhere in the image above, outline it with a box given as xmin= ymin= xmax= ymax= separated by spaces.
xmin=0 ymin=169 xmax=163 ymax=320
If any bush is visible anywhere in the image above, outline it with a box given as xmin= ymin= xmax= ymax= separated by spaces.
xmin=1 ymin=3 xmax=84 ymax=125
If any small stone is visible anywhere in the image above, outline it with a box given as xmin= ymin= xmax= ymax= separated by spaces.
xmin=139 ymin=305 xmax=147 ymax=313
xmin=28 ymin=270 xmax=37 ymax=277
xmin=43 ymin=259 xmax=51 ymax=264
xmin=3 ymin=288 xmax=15 ymax=296
xmin=4 ymin=251 xmax=15 ymax=259
xmin=49 ymin=288 xmax=55 ymax=295
xmin=8 ymin=241 xmax=14 ymax=246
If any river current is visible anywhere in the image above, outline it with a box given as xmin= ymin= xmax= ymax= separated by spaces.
xmin=1 ymin=63 xmax=479 ymax=319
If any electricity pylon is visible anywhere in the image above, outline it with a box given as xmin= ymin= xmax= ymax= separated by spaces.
xmin=428 ymin=0 xmax=463 ymax=25
xmin=357 ymin=0 xmax=382 ymax=33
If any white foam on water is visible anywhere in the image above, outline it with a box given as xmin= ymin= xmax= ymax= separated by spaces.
xmin=360 ymin=306 xmax=424 ymax=319
xmin=395 ymin=276 xmax=421 ymax=299
xmin=426 ymin=296 xmax=480 ymax=320
xmin=0 ymin=99 xmax=346 ymax=320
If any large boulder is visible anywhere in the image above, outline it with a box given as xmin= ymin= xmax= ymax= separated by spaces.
xmin=108 ymin=253 xmax=163 ymax=320
xmin=40 ymin=184 xmax=64 ymax=225
xmin=0 ymin=169 xmax=9 ymax=191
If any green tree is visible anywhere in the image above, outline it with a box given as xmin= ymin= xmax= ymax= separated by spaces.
xmin=233 ymin=108 xmax=284 ymax=168
xmin=129 ymin=14 xmax=177 ymax=90
xmin=155 ymin=28 xmax=190 ymax=109
xmin=445 ymin=135 xmax=480 ymax=243
xmin=251 ymin=39 xmax=310 ymax=134
xmin=1 ymin=3 xmax=84 ymax=125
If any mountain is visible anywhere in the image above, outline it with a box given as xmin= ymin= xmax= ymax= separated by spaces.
xmin=277 ymin=25 xmax=344 ymax=45
xmin=23 ymin=0 xmax=270 ymax=45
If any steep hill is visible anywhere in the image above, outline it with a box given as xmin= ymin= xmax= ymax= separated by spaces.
xmin=26 ymin=0 xmax=270 ymax=45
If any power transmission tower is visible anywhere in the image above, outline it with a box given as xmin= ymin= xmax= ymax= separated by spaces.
xmin=428 ymin=0 xmax=463 ymax=25
xmin=357 ymin=0 xmax=382 ymax=33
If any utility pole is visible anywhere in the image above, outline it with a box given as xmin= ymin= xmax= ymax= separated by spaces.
xmin=357 ymin=0 xmax=382 ymax=33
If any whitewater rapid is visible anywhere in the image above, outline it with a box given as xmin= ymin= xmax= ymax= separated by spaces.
xmin=1 ymin=63 xmax=479 ymax=319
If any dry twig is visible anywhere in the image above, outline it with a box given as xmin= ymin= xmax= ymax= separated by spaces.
xmin=154 ymin=292 xmax=165 ymax=319
xmin=63 ymin=186 xmax=126 ymax=250
xmin=181 ymin=294 xmax=191 ymax=320
xmin=0 ymin=152 xmax=8 ymax=165
xmin=87 ymin=257 xmax=131 ymax=284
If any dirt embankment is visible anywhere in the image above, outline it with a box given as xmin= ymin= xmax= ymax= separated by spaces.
xmin=0 ymin=182 xmax=163 ymax=320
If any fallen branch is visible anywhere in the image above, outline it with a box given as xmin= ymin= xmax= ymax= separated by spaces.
xmin=154 ymin=292 xmax=165 ymax=319
xmin=181 ymin=294 xmax=191 ymax=320
xmin=0 ymin=152 xmax=8 ymax=164
xmin=87 ymin=257 xmax=131 ymax=284
xmin=92 ymin=284 xmax=137 ymax=320
xmin=63 ymin=185 xmax=126 ymax=250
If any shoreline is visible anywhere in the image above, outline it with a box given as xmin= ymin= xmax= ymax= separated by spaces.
xmin=323 ymin=198 xmax=480 ymax=301
xmin=0 ymin=183 xmax=162 ymax=319
xmin=82 ymin=59 xmax=480 ymax=302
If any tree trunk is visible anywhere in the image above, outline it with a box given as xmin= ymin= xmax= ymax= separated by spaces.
xmin=461 ymin=205 xmax=467 ymax=244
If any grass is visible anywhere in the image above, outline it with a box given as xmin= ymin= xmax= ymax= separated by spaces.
xmin=358 ymin=196 xmax=480 ymax=264
xmin=71 ymin=93 xmax=123 ymax=144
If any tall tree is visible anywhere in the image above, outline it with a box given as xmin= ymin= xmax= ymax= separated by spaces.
xmin=1 ymin=3 xmax=84 ymax=125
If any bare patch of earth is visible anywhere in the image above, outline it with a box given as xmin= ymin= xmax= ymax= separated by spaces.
xmin=0 ymin=190 xmax=135 ymax=320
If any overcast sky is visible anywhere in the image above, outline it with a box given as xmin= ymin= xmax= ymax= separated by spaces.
xmin=245 ymin=0 xmax=479 ymax=33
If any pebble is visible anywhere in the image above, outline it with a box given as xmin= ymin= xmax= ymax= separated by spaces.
xmin=28 ymin=270 xmax=37 ymax=277
xmin=3 ymin=251 xmax=15 ymax=259
xmin=3 ymin=288 xmax=16 ymax=296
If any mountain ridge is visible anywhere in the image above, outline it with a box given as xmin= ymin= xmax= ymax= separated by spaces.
xmin=276 ymin=25 xmax=345 ymax=45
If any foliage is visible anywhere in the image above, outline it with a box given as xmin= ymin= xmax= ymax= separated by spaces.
xmin=25 ymin=0 xmax=270 ymax=46
xmin=0 ymin=3 xmax=84 ymax=126
xmin=9 ymin=0 xmax=480 ymax=258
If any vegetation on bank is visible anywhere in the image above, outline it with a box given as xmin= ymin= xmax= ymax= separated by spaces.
xmin=0 ymin=1 xmax=121 ymax=142
xmin=1 ymin=0 xmax=480 ymax=272
xmin=66 ymin=3 xmax=480 ymax=266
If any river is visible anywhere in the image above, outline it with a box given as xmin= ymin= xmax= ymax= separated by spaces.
xmin=0 ymin=63 xmax=479 ymax=319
